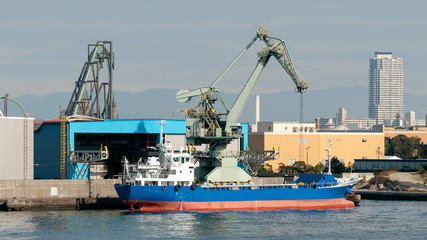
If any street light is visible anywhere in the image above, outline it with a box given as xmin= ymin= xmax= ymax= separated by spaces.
xmin=378 ymin=146 xmax=380 ymax=159
xmin=306 ymin=146 xmax=311 ymax=165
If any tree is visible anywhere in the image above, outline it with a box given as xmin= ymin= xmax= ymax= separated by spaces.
xmin=278 ymin=163 xmax=287 ymax=173
xmin=324 ymin=156 xmax=346 ymax=174
xmin=385 ymin=135 xmax=423 ymax=159
xmin=313 ymin=163 xmax=324 ymax=174
xmin=251 ymin=162 xmax=272 ymax=173
xmin=293 ymin=161 xmax=307 ymax=173
xmin=347 ymin=161 xmax=354 ymax=173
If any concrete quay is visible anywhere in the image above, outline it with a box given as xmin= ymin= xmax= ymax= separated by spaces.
xmin=354 ymin=190 xmax=427 ymax=201
xmin=0 ymin=179 xmax=126 ymax=211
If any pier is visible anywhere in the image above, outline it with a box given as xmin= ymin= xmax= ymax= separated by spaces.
xmin=354 ymin=190 xmax=427 ymax=201
xmin=0 ymin=179 xmax=124 ymax=211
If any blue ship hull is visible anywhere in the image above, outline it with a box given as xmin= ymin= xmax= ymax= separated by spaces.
xmin=115 ymin=175 xmax=356 ymax=211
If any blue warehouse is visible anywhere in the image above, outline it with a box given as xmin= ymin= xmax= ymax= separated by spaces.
xmin=34 ymin=119 xmax=248 ymax=179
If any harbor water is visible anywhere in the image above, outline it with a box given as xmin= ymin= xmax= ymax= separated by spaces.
xmin=1 ymin=200 xmax=426 ymax=239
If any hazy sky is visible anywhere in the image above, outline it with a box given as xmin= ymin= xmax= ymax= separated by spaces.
xmin=1 ymin=1 xmax=426 ymax=97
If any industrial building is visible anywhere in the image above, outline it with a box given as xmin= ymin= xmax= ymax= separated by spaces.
xmin=249 ymin=122 xmax=384 ymax=171
xmin=0 ymin=116 xmax=34 ymax=180
xmin=34 ymin=118 xmax=249 ymax=179
xmin=355 ymin=159 xmax=427 ymax=172
xmin=384 ymin=126 xmax=427 ymax=143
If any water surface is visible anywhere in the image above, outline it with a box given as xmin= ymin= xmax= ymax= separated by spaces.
xmin=1 ymin=200 xmax=426 ymax=239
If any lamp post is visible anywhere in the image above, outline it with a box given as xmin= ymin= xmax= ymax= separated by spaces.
xmin=306 ymin=146 xmax=311 ymax=166
xmin=378 ymin=146 xmax=380 ymax=159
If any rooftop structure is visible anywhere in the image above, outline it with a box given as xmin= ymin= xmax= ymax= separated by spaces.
xmin=316 ymin=118 xmax=336 ymax=130
xmin=346 ymin=118 xmax=377 ymax=130
xmin=405 ymin=111 xmax=415 ymax=127
xmin=257 ymin=121 xmax=316 ymax=133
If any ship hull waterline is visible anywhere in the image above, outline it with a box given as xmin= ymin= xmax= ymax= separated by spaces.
xmin=115 ymin=184 xmax=355 ymax=212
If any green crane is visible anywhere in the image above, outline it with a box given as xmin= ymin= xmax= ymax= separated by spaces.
xmin=176 ymin=26 xmax=308 ymax=184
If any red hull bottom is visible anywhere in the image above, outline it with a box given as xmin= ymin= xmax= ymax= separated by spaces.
xmin=123 ymin=198 xmax=355 ymax=212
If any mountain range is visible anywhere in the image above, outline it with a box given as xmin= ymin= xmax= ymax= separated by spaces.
xmin=4 ymin=86 xmax=427 ymax=123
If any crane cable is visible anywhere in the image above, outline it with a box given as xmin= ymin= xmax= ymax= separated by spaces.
xmin=299 ymin=92 xmax=304 ymax=164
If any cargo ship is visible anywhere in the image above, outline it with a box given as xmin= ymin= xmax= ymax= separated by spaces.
xmin=115 ymin=26 xmax=362 ymax=211
xmin=114 ymin=142 xmax=361 ymax=212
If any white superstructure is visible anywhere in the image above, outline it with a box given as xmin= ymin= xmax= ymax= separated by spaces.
xmin=126 ymin=142 xmax=197 ymax=187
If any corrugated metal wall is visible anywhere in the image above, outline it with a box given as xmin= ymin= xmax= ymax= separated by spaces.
xmin=34 ymin=122 xmax=61 ymax=179
xmin=0 ymin=117 xmax=34 ymax=180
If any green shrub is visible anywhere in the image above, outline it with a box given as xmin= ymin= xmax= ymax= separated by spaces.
xmin=416 ymin=165 xmax=426 ymax=175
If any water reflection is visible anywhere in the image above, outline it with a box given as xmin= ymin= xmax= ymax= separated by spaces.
xmin=0 ymin=201 xmax=426 ymax=240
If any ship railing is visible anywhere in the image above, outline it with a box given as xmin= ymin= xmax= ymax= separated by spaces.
xmin=186 ymin=129 xmax=242 ymax=140
xmin=193 ymin=150 xmax=279 ymax=160
xmin=202 ymin=182 xmax=337 ymax=191
xmin=70 ymin=150 xmax=109 ymax=163
xmin=153 ymin=166 xmax=163 ymax=178
xmin=135 ymin=173 xmax=171 ymax=179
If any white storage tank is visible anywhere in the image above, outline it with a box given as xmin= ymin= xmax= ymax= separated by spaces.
xmin=0 ymin=116 xmax=34 ymax=180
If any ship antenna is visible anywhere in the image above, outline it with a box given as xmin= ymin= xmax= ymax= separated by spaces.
xmin=327 ymin=139 xmax=332 ymax=175
xmin=157 ymin=120 xmax=167 ymax=151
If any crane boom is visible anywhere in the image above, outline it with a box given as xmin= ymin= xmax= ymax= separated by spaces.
xmin=176 ymin=36 xmax=258 ymax=104
xmin=225 ymin=25 xmax=308 ymax=130
xmin=225 ymin=55 xmax=270 ymax=130
xmin=256 ymin=28 xmax=308 ymax=92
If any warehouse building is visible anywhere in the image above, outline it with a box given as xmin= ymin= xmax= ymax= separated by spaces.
xmin=34 ymin=118 xmax=249 ymax=179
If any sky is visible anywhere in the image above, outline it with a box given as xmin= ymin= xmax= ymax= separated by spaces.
xmin=1 ymin=1 xmax=427 ymax=98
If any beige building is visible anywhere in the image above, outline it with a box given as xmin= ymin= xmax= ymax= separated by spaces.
xmin=337 ymin=107 xmax=347 ymax=126
xmin=249 ymin=122 xmax=384 ymax=171
xmin=384 ymin=126 xmax=427 ymax=143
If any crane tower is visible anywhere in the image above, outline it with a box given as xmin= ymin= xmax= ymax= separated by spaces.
xmin=176 ymin=26 xmax=308 ymax=184
xmin=64 ymin=41 xmax=116 ymax=119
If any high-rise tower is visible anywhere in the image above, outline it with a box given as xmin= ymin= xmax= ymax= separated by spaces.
xmin=337 ymin=107 xmax=347 ymax=127
xmin=369 ymin=52 xmax=403 ymax=126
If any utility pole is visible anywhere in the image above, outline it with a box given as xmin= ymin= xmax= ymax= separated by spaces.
xmin=3 ymin=93 xmax=8 ymax=116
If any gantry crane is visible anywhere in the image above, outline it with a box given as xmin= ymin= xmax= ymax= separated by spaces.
xmin=176 ymin=26 xmax=308 ymax=184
